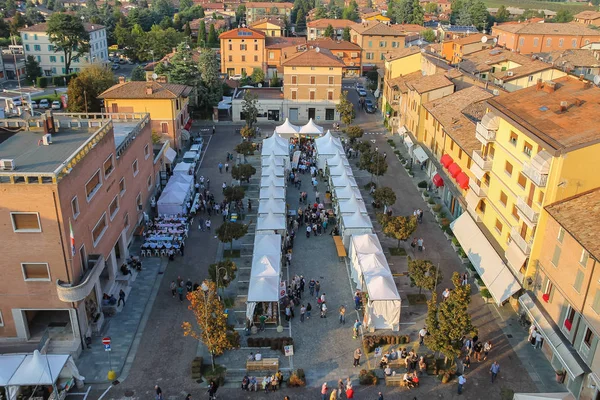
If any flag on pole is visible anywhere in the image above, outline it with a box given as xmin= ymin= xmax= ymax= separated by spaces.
xmin=69 ymin=220 xmax=75 ymax=257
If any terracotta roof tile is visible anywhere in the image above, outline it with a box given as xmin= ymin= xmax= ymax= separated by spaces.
xmin=307 ymin=19 xmax=355 ymax=29
xmin=390 ymin=24 xmax=427 ymax=34
xmin=493 ymin=22 xmax=600 ymax=36
xmin=99 ymin=81 xmax=193 ymax=99
xmin=307 ymin=38 xmax=362 ymax=51
xmin=251 ymin=17 xmax=286 ymax=28
xmin=407 ymin=73 xmax=453 ymax=93
xmin=350 ymin=21 xmax=404 ymax=36
xmin=458 ymin=47 xmax=534 ymax=74
xmin=384 ymin=45 xmax=421 ymax=61
xmin=282 ymin=48 xmax=345 ymax=67
xmin=451 ymin=33 xmax=495 ymax=46
xmin=265 ymin=36 xmax=306 ymax=49
xmin=219 ymin=27 xmax=265 ymax=39
xmin=536 ymin=49 xmax=600 ymax=69
xmin=387 ymin=71 xmax=423 ymax=93
xmin=574 ymin=10 xmax=600 ymax=20
xmin=245 ymin=2 xmax=293 ymax=8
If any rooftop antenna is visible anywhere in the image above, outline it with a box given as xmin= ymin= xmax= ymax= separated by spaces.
xmin=481 ymin=35 xmax=488 ymax=43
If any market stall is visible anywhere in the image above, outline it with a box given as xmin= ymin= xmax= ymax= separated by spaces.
xmin=262 ymin=136 xmax=288 ymax=158
xmin=362 ymin=273 xmax=401 ymax=331
xmin=333 ymin=184 xmax=362 ymax=200
xmin=336 ymin=194 xmax=367 ymax=215
xmin=260 ymin=175 xmax=286 ymax=187
xmin=328 ymin=164 xmax=354 ymax=177
xmin=157 ymin=186 xmax=189 ymax=215
xmin=325 ymin=152 xmax=350 ymax=168
xmin=274 ymin=118 xmax=300 ymax=136
xmin=261 ymin=154 xmax=285 ymax=168
xmin=258 ymin=197 xmax=286 ymax=215
xmin=172 ymin=162 xmax=194 ymax=177
xmin=340 ymin=211 xmax=373 ymax=247
xmin=298 ymin=118 xmax=324 ymax=136
xmin=256 ymin=212 xmax=286 ymax=234
xmin=259 ymin=185 xmax=286 ymax=200
xmin=315 ymin=137 xmax=344 ymax=169
xmin=330 ymin=171 xmax=358 ymax=188
xmin=246 ymin=234 xmax=282 ymax=324
xmin=261 ymin=164 xmax=285 ymax=177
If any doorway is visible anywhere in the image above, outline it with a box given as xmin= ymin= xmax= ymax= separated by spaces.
xmin=325 ymin=108 xmax=335 ymax=121
xmin=308 ymin=108 xmax=316 ymax=120
xmin=24 ymin=310 xmax=74 ymax=341
xmin=289 ymin=108 xmax=298 ymax=121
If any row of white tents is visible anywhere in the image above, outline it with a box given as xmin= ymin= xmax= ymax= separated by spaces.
xmin=246 ymin=132 xmax=291 ymax=322
xmin=274 ymin=118 xmax=324 ymax=138
xmin=156 ymin=164 xmax=195 ymax=215
xmin=314 ymin=132 xmax=401 ymax=331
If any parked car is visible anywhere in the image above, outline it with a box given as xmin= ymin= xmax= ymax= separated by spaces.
xmin=365 ymin=99 xmax=376 ymax=113
xmin=119 ymin=58 xmax=126 ymax=64
xmin=357 ymin=88 xmax=368 ymax=97
xmin=112 ymin=63 xmax=120 ymax=70
xmin=39 ymin=99 xmax=49 ymax=108
xmin=51 ymin=101 xmax=61 ymax=110
xmin=29 ymin=100 xmax=38 ymax=109
xmin=230 ymin=74 xmax=242 ymax=80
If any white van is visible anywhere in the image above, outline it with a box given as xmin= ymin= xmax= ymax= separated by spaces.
xmin=190 ymin=144 xmax=202 ymax=154
xmin=182 ymin=151 xmax=199 ymax=164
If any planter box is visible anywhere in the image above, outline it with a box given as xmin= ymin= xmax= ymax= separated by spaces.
xmin=451 ymin=242 xmax=460 ymax=252
xmin=443 ymin=231 xmax=453 ymax=241
xmin=460 ymin=256 xmax=470 ymax=264
xmin=466 ymin=268 xmax=476 ymax=278
xmin=418 ymin=187 xmax=426 ymax=193
xmin=474 ymin=280 xmax=486 ymax=291
xmin=422 ymin=193 xmax=430 ymax=201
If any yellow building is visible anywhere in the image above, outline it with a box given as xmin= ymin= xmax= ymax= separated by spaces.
xmin=452 ymin=75 xmax=600 ymax=308
xmin=350 ymin=21 xmax=406 ymax=74
xmin=219 ymin=27 xmax=266 ymax=77
xmin=361 ymin=11 xmax=391 ymax=23
xmin=100 ymin=79 xmax=192 ymax=152
xmin=518 ymin=188 xmax=600 ymax=399
xmin=282 ymin=48 xmax=344 ymax=122
xmin=420 ymin=86 xmax=494 ymax=217
xmin=381 ymin=46 xmax=423 ymax=122
xmin=250 ymin=17 xmax=286 ymax=37
xmin=245 ymin=2 xmax=294 ymax=24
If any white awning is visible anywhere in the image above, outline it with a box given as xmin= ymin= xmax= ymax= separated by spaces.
xmin=451 ymin=212 xmax=521 ymax=305
xmin=403 ymin=135 xmax=414 ymax=148
xmin=505 ymin=240 xmax=527 ymax=275
xmin=519 ymin=293 xmax=587 ymax=379
xmin=180 ymin=129 xmax=190 ymax=141
xmin=470 ymin=162 xmax=486 ymax=180
xmin=413 ymin=145 xmax=429 ymax=163
xmin=513 ymin=393 xmax=574 ymax=400
xmin=165 ymin=147 xmax=177 ymax=163
xmin=399 ymin=126 xmax=407 ymax=135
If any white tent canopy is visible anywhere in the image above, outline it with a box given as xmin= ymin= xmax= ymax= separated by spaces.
xmin=258 ymin=197 xmax=286 ymax=215
xmin=513 ymin=394 xmax=574 ymax=400
xmin=251 ymin=254 xmax=280 ymax=277
xmin=261 ymin=140 xmax=288 ymax=157
xmin=334 ymin=185 xmax=362 ymax=200
xmin=351 ymin=234 xmax=383 ymax=255
xmin=331 ymin=173 xmax=358 ymax=188
xmin=338 ymin=195 xmax=367 ymax=215
xmin=262 ymin=154 xmax=285 ymax=167
xmin=157 ymin=176 xmax=192 ymax=215
xmin=274 ymin=118 xmax=300 ymax=135
xmin=299 ymin=118 xmax=324 ymax=134
xmin=260 ymin=176 xmax=285 ymax=187
xmin=326 ymin=153 xmax=350 ymax=167
xmin=256 ymin=212 xmax=286 ymax=232
xmin=342 ymin=210 xmax=373 ymax=229
xmin=314 ymin=129 xmax=333 ymax=144
xmin=247 ymin=276 xmax=280 ymax=302
xmin=8 ymin=351 xmax=69 ymax=386
xmin=247 ymin=234 xmax=282 ymax=317
xmin=170 ymin=173 xmax=194 ymax=186
xmin=172 ymin=162 xmax=194 ymax=176
xmin=260 ymin=185 xmax=286 ymax=199
xmin=329 ymin=164 xmax=354 ymax=177
xmin=261 ymin=165 xmax=285 ymax=177
xmin=0 ymin=355 xmax=26 ymax=386
xmin=254 ymin=233 xmax=282 ymax=256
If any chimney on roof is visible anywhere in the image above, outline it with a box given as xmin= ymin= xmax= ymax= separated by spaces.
xmin=559 ymin=101 xmax=568 ymax=112
xmin=146 ymin=83 xmax=153 ymax=95
xmin=536 ymin=78 xmax=543 ymax=90
xmin=579 ymin=74 xmax=585 ymax=81
xmin=544 ymin=81 xmax=556 ymax=93
xmin=43 ymin=110 xmax=56 ymax=134
xmin=574 ymin=98 xmax=583 ymax=107
xmin=583 ymin=80 xmax=592 ymax=89
xmin=119 ymin=76 xmax=126 ymax=84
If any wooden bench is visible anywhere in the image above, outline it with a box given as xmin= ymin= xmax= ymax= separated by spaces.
xmin=385 ymin=375 xmax=407 ymax=387
xmin=246 ymin=358 xmax=279 ymax=372
xmin=332 ymin=235 xmax=347 ymax=260
xmin=387 ymin=358 xmax=405 ymax=369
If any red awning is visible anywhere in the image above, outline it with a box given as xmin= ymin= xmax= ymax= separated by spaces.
xmin=456 ymin=172 xmax=469 ymax=190
xmin=440 ymin=154 xmax=453 ymax=168
xmin=432 ymin=173 xmax=444 ymax=187
xmin=448 ymin=162 xmax=462 ymax=178
xmin=184 ymin=118 xmax=192 ymax=131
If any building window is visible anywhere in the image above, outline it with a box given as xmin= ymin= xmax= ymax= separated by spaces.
xmin=50 ymin=56 xmax=56 ymax=62
xmin=71 ymin=196 xmax=80 ymax=219
xmin=592 ymin=289 xmax=600 ymax=314
xmin=368 ymin=41 xmax=372 ymax=47
xmin=309 ymin=91 xmax=315 ymax=100
xmin=124 ymin=212 xmax=130 ymax=228
xmin=572 ymin=39 xmax=577 ymax=48
xmin=583 ymin=328 xmax=594 ymax=348
xmin=254 ymin=55 xmax=258 ymax=62
xmin=291 ymin=75 xmax=297 ymax=84
xmin=108 ymin=196 xmax=118 ymax=221
xmin=523 ymin=142 xmax=532 ymax=157
xmin=103 ymin=155 xmax=114 ymax=177
xmin=328 ymin=76 xmax=334 ymax=85
xmin=291 ymin=90 xmax=297 ymax=100
xmin=511 ymin=205 xmax=519 ymax=220
xmin=551 ymin=245 xmax=561 ymax=267
xmin=228 ymin=55 xmax=232 ymax=62
xmin=580 ymin=250 xmax=589 ymax=267
xmin=21 ymin=263 xmax=50 ymax=281
xmin=495 ymin=219 xmax=503 ymax=234
xmin=92 ymin=213 xmax=108 ymax=246
xmin=10 ymin=212 xmax=42 ymax=233
xmin=144 ymin=144 xmax=150 ymax=159
xmin=573 ymin=270 xmax=584 ymax=293
xmin=509 ymin=131 xmax=518 ymax=146
xmin=505 ymin=161 xmax=513 ymax=176
xmin=34 ymin=44 xmax=41 ymax=51
xmin=269 ymin=51 xmax=274 ymax=59
xmin=366 ymin=52 xmax=373 ymax=60
xmin=519 ymin=38 xmax=524 ymax=46
xmin=557 ymin=227 xmax=565 ymax=243
xmin=85 ymin=170 xmax=102 ymax=201
xmin=546 ymin=38 xmax=552 ymax=47
xmin=379 ymin=41 xmax=386 ymax=47
xmin=228 ymin=44 xmax=232 ymax=51
xmin=79 ymin=245 xmax=87 ymax=272
xmin=564 ymin=305 xmax=576 ymax=331
xmin=517 ymin=173 xmax=527 ymax=189
xmin=310 ymin=76 xmax=316 ymax=85
xmin=240 ymin=44 xmax=247 ymax=51
xmin=500 ymin=191 xmax=508 ymax=206
xmin=327 ymin=91 xmax=333 ymax=100
xmin=241 ymin=55 xmax=246 ymax=62
xmin=558 ymin=38 xmax=564 ymax=48
xmin=119 ymin=177 xmax=126 ymax=196
xmin=147 ymin=175 xmax=152 ymax=190
xmin=132 ymin=159 xmax=139 ymax=177
xmin=136 ymin=193 xmax=143 ymax=211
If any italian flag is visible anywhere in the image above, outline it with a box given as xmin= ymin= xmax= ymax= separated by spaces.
xmin=69 ymin=220 xmax=75 ymax=257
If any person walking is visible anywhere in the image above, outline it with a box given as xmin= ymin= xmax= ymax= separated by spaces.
xmin=309 ymin=279 xmax=315 ymax=296
xmin=300 ymin=304 xmax=306 ymax=322
xmin=339 ymin=305 xmax=346 ymax=324
xmin=337 ymin=379 xmax=344 ymax=400
xmin=490 ymin=361 xmax=500 ymax=383
xmin=353 ymin=319 xmax=362 ymax=339
xmin=224 ymin=162 xmax=229 ymax=173
xmin=315 ymin=281 xmax=321 ymax=299
xmin=377 ymin=392 xmax=384 ymax=400
xmin=170 ymin=281 xmax=177 ymax=298
xmin=353 ymin=348 xmax=362 ymax=367
xmin=329 ymin=389 xmax=337 ymax=400
xmin=354 ymin=293 xmax=361 ymax=310
xmin=205 ymin=219 xmax=211 ymax=231
xmin=306 ymin=302 xmax=312 ymax=319
xmin=483 ymin=340 xmax=493 ymax=361
xmin=320 ymin=382 xmax=328 ymax=400
xmin=320 ymin=302 xmax=327 ymax=318
xmin=212 ymin=125 xmax=216 ymax=135
xmin=177 ymin=285 xmax=184 ymax=302
xmin=118 ymin=289 xmax=126 ymax=307
xmin=218 ymin=162 xmax=223 ymax=173
xmin=259 ymin=314 xmax=267 ymax=331
xmin=198 ymin=218 xmax=205 ymax=231
xmin=155 ymin=385 xmax=163 ymax=400
xmin=418 ymin=326 xmax=427 ymax=345
xmin=417 ymin=237 xmax=424 ymax=251
xmin=457 ymin=374 xmax=466 ymax=395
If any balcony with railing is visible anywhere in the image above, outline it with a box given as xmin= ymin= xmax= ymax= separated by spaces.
xmin=468 ymin=179 xmax=488 ymax=197
xmin=516 ymin=197 xmax=540 ymax=226
xmin=475 ymin=121 xmax=496 ymax=144
xmin=472 ymin=150 xmax=493 ymax=171
xmin=510 ymin=227 xmax=532 ymax=255
xmin=522 ymin=162 xmax=548 ymax=187
xmin=56 ymin=254 xmax=104 ymax=302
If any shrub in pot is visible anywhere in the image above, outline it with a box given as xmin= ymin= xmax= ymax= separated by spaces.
xmin=417 ymin=180 xmax=428 ymax=189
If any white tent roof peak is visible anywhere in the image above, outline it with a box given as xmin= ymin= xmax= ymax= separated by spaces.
xmin=326 ymin=153 xmax=350 ymax=167
xmin=299 ymin=118 xmax=324 ymax=134
xmin=316 ymin=129 xmax=332 ymax=143
xmin=275 ymin=118 xmax=300 ymax=134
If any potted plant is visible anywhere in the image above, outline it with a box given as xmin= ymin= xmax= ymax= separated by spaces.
xmin=422 ymin=191 xmax=430 ymax=201
xmin=451 ymin=237 xmax=460 ymax=252
xmin=480 ymin=288 xmax=492 ymax=303
xmin=457 ymin=247 xmax=469 ymax=264
xmin=417 ymin=180 xmax=428 ymax=192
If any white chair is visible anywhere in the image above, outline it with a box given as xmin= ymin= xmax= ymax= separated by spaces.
xmin=154 ymin=249 xmax=160 ymax=257
xmin=140 ymin=250 xmax=147 ymax=257
xmin=160 ymin=249 xmax=167 ymax=257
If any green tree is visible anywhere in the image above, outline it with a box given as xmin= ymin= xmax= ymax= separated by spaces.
xmin=183 ymin=21 xmax=192 ymax=36
xmin=394 ymin=0 xmax=413 ymax=24
xmin=197 ymin=48 xmax=223 ymax=112
xmin=151 ymin=0 xmax=175 ymax=19
xmin=314 ymin=5 xmax=327 ymax=19
xmin=269 ymin=71 xmax=281 ymax=87
xmin=182 ymin=280 xmax=233 ymax=370
xmin=216 ymin=221 xmax=249 ymax=249
xmin=359 ymin=150 xmax=388 ymax=181
xmin=130 ymin=65 xmax=146 ymax=81
xmin=208 ymin=259 xmax=237 ymax=289
xmin=345 ymin=125 xmax=364 ymax=143
xmin=231 ymin=163 xmax=257 ymax=183
xmin=554 ymin=9 xmax=573 ymax=23
xmin=373 ymin=186 xmax=396 ymax=211
xmin=336 ymin=90 xmax=355 ymax=125
xmin=342 ymin=6 xmax=358 ymax=20
xmin=67 ymin=64 xmax=115 ymax=112
xmin=408 ymin=258 xmax=442 ymax=294
xmin=424 ymin=272 xmax=477 ymax=363
xmin=47 ymin=13 xmax=90 ymax=74
xmin=235 ymin=4 xmax=246 ymax=24
xmin=422 ymin=28 xmax=436 ymax=43
xmin=161 ymin=42 xmax=199 ymax=84
xmin=0 ymin=19 xmax=10 ymax=38
xmin=251 ymin=67 xmax=265 ymax=84
xmin=159 ymin=16 xmax=174 ymax=29
xmin=355 ymin=140 xmax=372 ymax=155
xmin=10 ymin=12 xmax=27 ymax=35
xmin=223 ymin=186 xmax=246 ymax=202
xmin=240 ymin=125 xmax=256 ymax=140
xmin=235 ymin=141 xmax=255 ymax=156
xmin=494 ymin=5 xmax=510 ymax=22
xmin=342 ymin=26 xmax=351 ymax=41
xmin=424 ymin=2 xmax=437 ymax=13
xmin=241 ymin=90 xmax=258 ymax=128
xmin=295 ymin=8 xmax=306 ymax=32
xmin=24 ymin=55 xmax=42 ymax=84
xmin=323 ymin=24 xmax=334 ymax=38
xmin=197 ymin=20 xmax=206 ymax=47
xmin=207 ymin=23 xmax=218 ymax=46
xmin=377 ymin=214 xmax=417 ymax=247
xmin=179 ymin=0 xmax=193 ymax=11
xmin=411 ymin=0 xmax=424 ymax=24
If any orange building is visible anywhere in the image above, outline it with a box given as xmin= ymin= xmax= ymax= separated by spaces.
xmin=573 ymin=10 xmax=600 ymax=27
xmin=440 ymin=33 xmax=496 ymax=64
xmin=219 ymin=27 xmax=266 ymax=77
xmin=307 ymin=19 xmax=355 ymax=41
xmin=307 ymin=38 xmax=363 ymax=76
xmin=0 ymin=111 xmax=156 ymax=351
xmin=350 ymin=21 xmax=407 ymax=73
xmin=265 ymin=36 xmax=306 ymax=78
xmin=492 ymin=22 xmax=600 ymax=54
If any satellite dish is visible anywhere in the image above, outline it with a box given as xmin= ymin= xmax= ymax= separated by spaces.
xmin=258 ymin=83 xmax=263 ymax=88
xmin=594 ymin=75 xmax=600 ymax=86
xmin=493 ymin=38 xmax=498 ymax=45
xmin=481 ymin=35 xmax=488 ymax=43
xmin=152 ymin=73 xmax=158 ymax=80
xmin=315 ymin=46 xmax=320 ymax=53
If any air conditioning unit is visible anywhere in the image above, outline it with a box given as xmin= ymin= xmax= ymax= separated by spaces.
xmin=492 ymin=89 xmax=500 ymax=95
xmin=0 ymin=159 xmax=16 ymax=170
xmin=507 ymin=71 xmax=514 ymax=77
xmin=42 ymin=133 xmax=52 ymax=145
